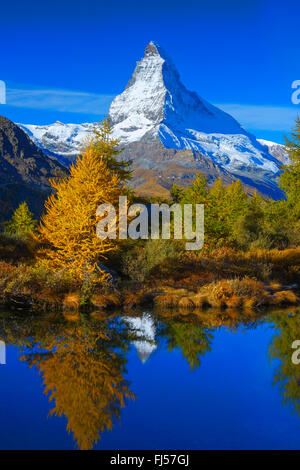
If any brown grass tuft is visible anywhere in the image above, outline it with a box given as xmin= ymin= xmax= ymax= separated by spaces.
xmin=63 ymin=311 xmax=80 ymax=322
xmin=154 ymin=294 xmax=177 ymax=308
xmin=91 ymin=292 xmax=121 ymax=309
xmin=63 ymin=292 xmax=80 ymax=310
xmin=225 ymin=295 xmax=242 ymax=308
xmin=271 ymin=290 xmax=299 ymax=305
xmin=178 ymin=297 xmax=195 ymax=309
xmin=269 ymin=281 xmax=282 ymax=291
xmin=199 ymin=277 xmax=269 ymax=309
xmin=192 ymin=294 xmax=208 ymax=308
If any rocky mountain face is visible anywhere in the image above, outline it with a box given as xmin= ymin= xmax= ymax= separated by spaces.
xmin=258 ymin=139 xmax=289 ymax=165
xmin=20 ymin=42 xmax=287 ymax=199
xmin=0 ymin=115 xmax=66 ymax=221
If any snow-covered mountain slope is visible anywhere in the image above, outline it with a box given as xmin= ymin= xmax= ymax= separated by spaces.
xmin=109 ymin=41 xmax=281 ymax=178
xmin=19 ymin=41 xmax=284 ymax=198
xmin=19 ymin=121 xmax=96 ymax=159
xmin=257 ymin=139 xmax=289 ymax=165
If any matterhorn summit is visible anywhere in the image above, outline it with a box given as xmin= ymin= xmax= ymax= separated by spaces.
xmin=110 ymin=41 xmax=246 ymax=142
xmin=109 ymin=41 xmax=280 ymax=180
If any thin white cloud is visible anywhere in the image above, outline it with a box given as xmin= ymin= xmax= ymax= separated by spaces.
xmin=4 ymin=86 xmax=300 ymax=132
xmin=6 ymin=87 xmax=115 ymax=115
xmin=216 ymin=103 xmax=299 ymax=132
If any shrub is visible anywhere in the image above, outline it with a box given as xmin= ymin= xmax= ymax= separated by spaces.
xmin=3 ymin=263 xmax=80 ymax=295
xmin=0 ymin=261 xmax=16 ymax=291
xmin=0 ymin=261 xmax=16 ymax=278
xmin=0 ymin=232 xmax=34 ymax=261
xmin=199 ymin=277 xmax=269 ymax=308
xmin=122 ymin=239 xmax=181 ymax=282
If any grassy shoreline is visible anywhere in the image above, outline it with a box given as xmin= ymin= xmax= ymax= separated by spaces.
xmin=0 ymin=247 xmax=299 ymax=314
xmin=0 ymin=230 xmax=299 ymax=315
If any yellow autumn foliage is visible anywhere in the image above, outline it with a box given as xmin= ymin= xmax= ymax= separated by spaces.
xmin=39 ymin=137 xmax=125 ymax=280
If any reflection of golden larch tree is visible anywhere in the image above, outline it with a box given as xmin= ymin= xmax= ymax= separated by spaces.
xmin=25 ymin=322 xmax=134 ymax=450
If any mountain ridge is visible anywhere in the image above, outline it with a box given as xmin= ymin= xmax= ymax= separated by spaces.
xmin=19 ymin=41 xmax=288 ymax=199
xmin=0 ymin=115 xmax=66 ymax=221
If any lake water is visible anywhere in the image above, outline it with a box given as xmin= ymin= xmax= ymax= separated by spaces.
xmin=0 ymin=306 xmax=299 ymax=450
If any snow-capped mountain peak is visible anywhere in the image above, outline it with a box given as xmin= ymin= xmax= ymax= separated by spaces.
xmin=109 ymin=41 xmax=246 ymax=143
xmin=19 ymin=41 xmax=284 ymax=198
xmin=108 ymin=42 xmax=281 ymax=178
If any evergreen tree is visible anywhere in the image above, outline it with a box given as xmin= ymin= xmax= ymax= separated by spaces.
xmin=280 ymin=116 xmax=300 ymax=218
xmin=225 ymin=180 xmax=249 ymax=224
xmin=4 ymin=202 xmax=37 ymax=237
xmin=205 ymin=178 xmax=228 ymax=243
xmin=207 ymin=179 xmax=248 ymax=246
xmin=92 ymin=118 xmax=132 ymax=184
xmin=263 ymin=199 xmax=292 ymax=248
xmin=171 ymin=183 xmax=185 ymax=203
xmin=232 ymin=190 xmax=265 ymax=248
xmin=182 ymin=174 xmax=209 ymax=205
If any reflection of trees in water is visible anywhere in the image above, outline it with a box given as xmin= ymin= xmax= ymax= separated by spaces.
xmin=0 ymin=307 xmax=280 ymax=448
xmin=161 ymin=318 xmax=213 ymax=370
xmin=268 ymin=308 xmax=300 ymax=416
xmin=0 ymin=313 xmax=134 ymax=450
xmin=157 ymin=309 xmax=262 ymax=370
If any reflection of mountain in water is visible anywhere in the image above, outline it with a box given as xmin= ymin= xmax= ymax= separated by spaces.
xmin=124 ymin=313 xmax=157 ymax=363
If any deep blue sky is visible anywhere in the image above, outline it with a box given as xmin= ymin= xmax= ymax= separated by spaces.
xmin=0 ymin=0 xmax=299 ymax=143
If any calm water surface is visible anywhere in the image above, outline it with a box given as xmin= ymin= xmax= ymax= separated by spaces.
xmin=0 ymin=307 xmax=299 ymax=450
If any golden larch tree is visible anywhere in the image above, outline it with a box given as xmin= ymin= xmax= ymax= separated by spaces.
xmin=39 ymin=136 xmax=124 ymax=280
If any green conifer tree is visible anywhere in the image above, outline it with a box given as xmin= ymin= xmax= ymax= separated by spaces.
xmin=279 ymin=117 xmax=300 ymax=219
xmin=92 ymin=118 xmax=132 ymax=184
xmin=4 ymin=202 xmax=37 ymax=237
